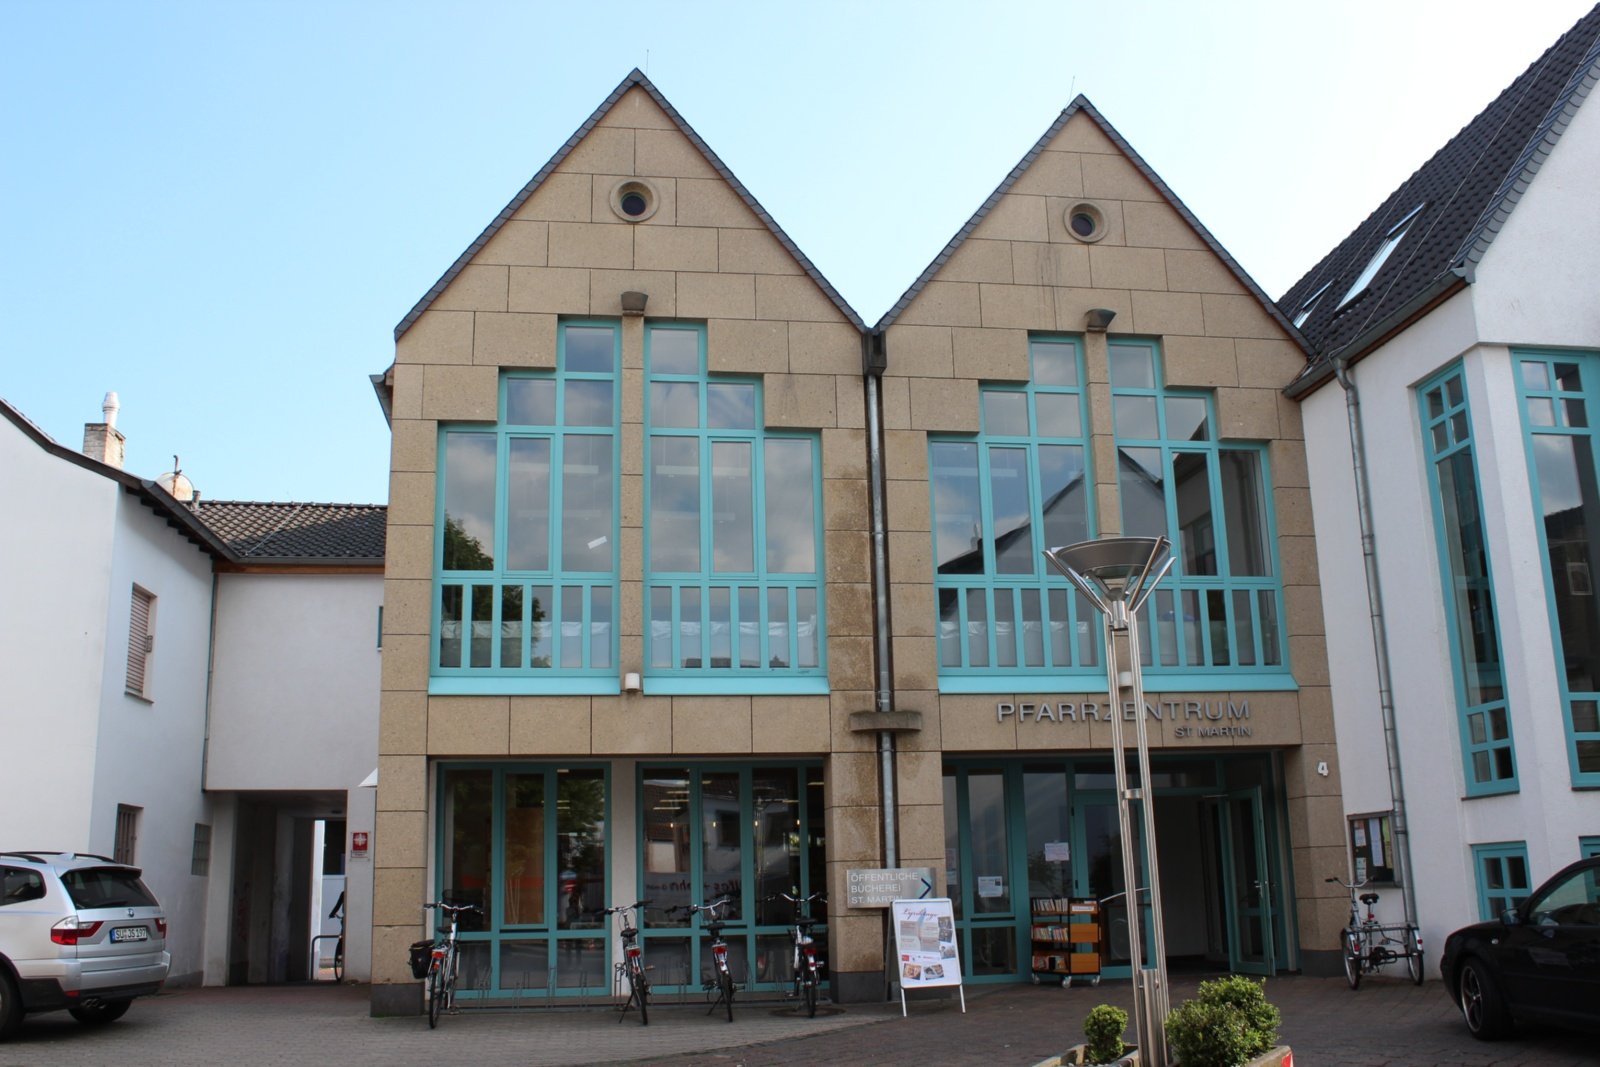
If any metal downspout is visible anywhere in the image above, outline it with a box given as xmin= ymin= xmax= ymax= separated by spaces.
xmin=1331 ymin=354 xmax=1417 ymax=926
xmin=865 ymin=368 xmax=897 ymax=869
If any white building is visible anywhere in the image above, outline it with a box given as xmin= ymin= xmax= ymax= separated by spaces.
xmin=0 ymin=395 xmax=384 ymax=986
xmin=1283 ymin=6 xmax=1600 ymax=972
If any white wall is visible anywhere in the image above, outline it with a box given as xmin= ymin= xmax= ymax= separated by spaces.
xmin=88 ymin=492 xmax=219 ymax=984
xmin=0 ymin=416 xmax=117 ymax=846
xmin=206 ymin=573 xmax=382 ymax=791
xmin=1301 ymin=93 xmax=1600 ymax=966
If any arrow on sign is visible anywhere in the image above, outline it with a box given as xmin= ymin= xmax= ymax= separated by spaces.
xmin=919 ymin=876 xmax=932 ymax=899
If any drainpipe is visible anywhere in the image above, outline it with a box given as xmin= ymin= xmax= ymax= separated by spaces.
xmin=1330 ymin=353 xmax=1417 ymax=927
xmin=864 ymin=340 xmax=897 ymax=870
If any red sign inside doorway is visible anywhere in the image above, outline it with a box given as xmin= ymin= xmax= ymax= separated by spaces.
xmin=351 ymin=831 xmax=368 ymax=858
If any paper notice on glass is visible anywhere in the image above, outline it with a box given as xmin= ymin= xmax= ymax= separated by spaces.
xmin=1044 ymin=841 xmax=1071 ymax=863
xmin=977 ymin=876 xmax=1003 ymax=898
xmin=1355 ymin=857 xmax=1367 ymax=883
xmin=1370 ymin=823 xmax=1385 ymax=868
xmin=1353 ymin=824 xmax=1367 ymax=848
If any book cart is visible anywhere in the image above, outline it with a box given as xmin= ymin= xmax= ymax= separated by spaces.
xmin=1029 ymin=897 xmax=1102 ymax=987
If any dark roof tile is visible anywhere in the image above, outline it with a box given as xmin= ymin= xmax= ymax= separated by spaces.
xmin=195 ymin=501 xmax=387 ymax=563
xmin=1281 ymin=3 xmax=1600 ymax=385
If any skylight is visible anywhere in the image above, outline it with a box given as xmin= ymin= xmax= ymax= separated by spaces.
xmin=1292 ymin=282 xmax=1331 ymax=328
xmin=1338 ymin=203 xmax=1425 ymax=308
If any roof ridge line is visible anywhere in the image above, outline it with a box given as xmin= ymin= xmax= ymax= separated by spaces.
xmin=394 ymin=69 xmax=863 ymax=342
xmin=871 ymin=95 xmax=1309 ymax=353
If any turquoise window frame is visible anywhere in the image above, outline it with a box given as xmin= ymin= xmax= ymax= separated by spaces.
xmin=1581 ymin=836 xmax=1600 ymax=859
xmin=930 ymin=336 xmax=1103 ymax=692
xmin=941 ymin=754 xmax=1292 ymax=983
xmin=634 ymin=761 xmax=826 ymax=994
xmin=1109 ymin=339 xmax=1293 ymax=689
xmin=643 ymin=322 xmax=827 ymax=694
xmin=1471 ymin=841 xmax=1532 ymax=921
xmin=1417 ymin=364 xmax=1518 ymax=796
xmin=1513 ymin=348 xmax=1600 ymax=787
xmin=433 ymin=762 xmax=613 ymax=1001
xmin=431 ymin=321 xmax=622 ymax=695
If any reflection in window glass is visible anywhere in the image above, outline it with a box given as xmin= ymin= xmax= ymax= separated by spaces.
xmin=650 ymin=328 xmax=699 ymax=374
xmin=443 ymin=434 xmax=497 ymax=570
xmin=1174 ymin=453 xmax=1215 ymax=575
xmin=507 ymin=439 xmax=551 ymax=571
xmin=564 ymin=326 xmax=614 ymax=372
xmin=563 ymin=380 xmax=613 ymax=427
xmin=1119 ymin=447 xmax=1166 ymax=539
xmin=651 ymin=438 xmax=701 ymax=572
xmin=504 ymin=773 xmax=545 ymax=925
xmin=561 ymin=436 xmax=613 ymax=572
xmin=507 ymin=379 xmax=556 ymax=426
xmin=442 ymin=769 xmax=494 ymax=924
xmin=713 ymin=442 xmax=754 ymax=572
xmin=1220 ymin=452 xmax=1270 ymax=576
xmin=983 ymin=392 xmax=1029 ymax=435
xmin=932 ymin=443 xmax=982 ymax=574
xmin=1109 ymin=345 xmax=1155 ymax=388
xmin=1519 ymin=352 xmax=1600 ymax=782
xmin=764 ymin=439 xmax=816 ymax=573
xmin=651 ymin=382 xmax=698 ymax=428
xmin=988 ymin=447 xmax=1035 ymax=574
xmin=1114 ymin=395 xmax=1159 ymax=439
xmin=707 ymin=384 xmax=756 ymax=429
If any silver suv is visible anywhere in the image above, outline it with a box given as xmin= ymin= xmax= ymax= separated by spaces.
xmin=0 ymin=852 xmax=169 ymax=1038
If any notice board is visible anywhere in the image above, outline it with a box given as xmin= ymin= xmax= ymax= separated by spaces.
xmin=890 ymin=897 xmax=964 ymax=1013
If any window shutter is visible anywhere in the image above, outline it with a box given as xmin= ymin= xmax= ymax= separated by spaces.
xmin=126 ymin=587 xmax=154 ymax=696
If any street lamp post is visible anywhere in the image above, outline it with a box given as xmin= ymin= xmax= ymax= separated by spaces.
xmin=1043 ymin=536 xmax=1175 ymax=1067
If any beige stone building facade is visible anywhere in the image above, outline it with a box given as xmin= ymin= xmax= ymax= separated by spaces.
xmin=369 ymin=72 xmax=1344 ymax=1015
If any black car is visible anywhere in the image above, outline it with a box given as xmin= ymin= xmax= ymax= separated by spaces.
xmin=1441 ymin=855 xmax=1600 ymax=1039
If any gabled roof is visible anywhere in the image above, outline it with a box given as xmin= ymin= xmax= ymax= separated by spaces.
xmin=873 ymin=95 xmax=1308 ymax=351
xmin=196 ymin=501 xmax=387 ymax=565
xmin=1 ymin=396 xmax=385 ymax=567
xmin=395 ymin=68 xmax=865 ymax=341
xmin=1 ymin=396 xmax=231 ymax=560
xmin=1282 ymin=3 xmax=1600 ymax=394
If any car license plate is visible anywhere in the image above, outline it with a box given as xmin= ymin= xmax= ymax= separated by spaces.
xmin=111 ymin=926 xmax=149 ymax=943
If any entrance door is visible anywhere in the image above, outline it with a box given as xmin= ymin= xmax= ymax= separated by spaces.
xmin=1218 ymin=787 xmax=1274 ymax=975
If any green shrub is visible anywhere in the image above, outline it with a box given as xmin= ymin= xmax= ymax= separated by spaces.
xmin=1082 ymin=1003 xmax=1128 ymax=1064
xmin=1163 ymin=976 xmax=1281 ymax=1067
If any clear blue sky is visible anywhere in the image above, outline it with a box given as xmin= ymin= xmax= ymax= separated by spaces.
xmin=3 ymin=0 xmax=1591 ymax=505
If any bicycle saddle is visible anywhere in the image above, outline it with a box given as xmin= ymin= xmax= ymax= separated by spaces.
xmin=1359 ymin=893 xmax=1380 ymax=906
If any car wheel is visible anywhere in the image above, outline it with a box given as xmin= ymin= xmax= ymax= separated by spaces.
xmin=1458 ymin=957 xmax=1511 ymax=1040
xmin=68 ymin=999 xmax=132 ymax=1025
xmin=0 ymin=970 xmax=21 ymax=1040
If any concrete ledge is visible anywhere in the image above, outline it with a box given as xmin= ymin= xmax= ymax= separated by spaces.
xmin=848 ymin=710 xmax=923 ymax=734
xmin=371 ymin=983 xmax=422 ymax=1017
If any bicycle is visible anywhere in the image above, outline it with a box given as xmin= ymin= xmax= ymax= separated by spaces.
xmin=766 ymin=889 xmax=826 ymax=1017
xmin=312 ymin=890 xmax=345 ymax=982
xmin=1326 ymin=876 xmax=1423 ymax=989
xmin=675 ymin=897 xmax=736 ymax=1022
xmin=598 ymin=899 xmax=652 ymax=1026
xmin=423 ymin=901 xmax=481 ymax=1028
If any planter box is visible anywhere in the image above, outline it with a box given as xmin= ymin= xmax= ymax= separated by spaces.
xmin=1030 ymin=1044 xmax=1139 ymax=1066
xmin=1031 ymin=1045 xmax=1291 ymax=1067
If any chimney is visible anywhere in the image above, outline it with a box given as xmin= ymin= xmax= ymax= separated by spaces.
xmin=82 ymin=391 xmax=125 ymax=469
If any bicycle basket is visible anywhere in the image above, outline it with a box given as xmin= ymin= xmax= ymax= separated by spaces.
xmin=408 ymin=940 xmax=434 ymax=980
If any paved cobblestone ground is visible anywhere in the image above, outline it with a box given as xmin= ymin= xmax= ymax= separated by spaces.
xmin=0 ymin=974 xmax=1594 ymax=1067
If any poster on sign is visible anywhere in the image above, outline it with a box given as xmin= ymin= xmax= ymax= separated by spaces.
xmin=889 ymin=898 xmax=965 ymax=1016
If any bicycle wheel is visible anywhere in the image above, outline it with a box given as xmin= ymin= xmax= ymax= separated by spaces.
xmin=803 ymin=972 xmax=817 ymax=1018
xmin=1342 ymin=930 xmax=1362 ymax=991
xmin=720 ymin=969 xmax=735 ymax=1023
xmin=426 ymin=961 xmax=443 ymax=1028
xmin=1406 ymin=926 xmax=1424 ymax=985
xmin=333 ymin=937 xmax=344 ymax=983
xmin=632 ymin=963 xmax=649 ymax=1026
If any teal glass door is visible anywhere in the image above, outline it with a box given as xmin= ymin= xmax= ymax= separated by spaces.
xmin=1219 ymin=786 xmax=1273 ymax=975
xmin=943 ymin=766 xmax=1021 ymax=979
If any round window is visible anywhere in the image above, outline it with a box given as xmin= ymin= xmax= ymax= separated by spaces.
xmin=1064 ymin=202 xmax=1107 ymax=243
xmin=609 ymin=180 xmax=659 ymax=223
